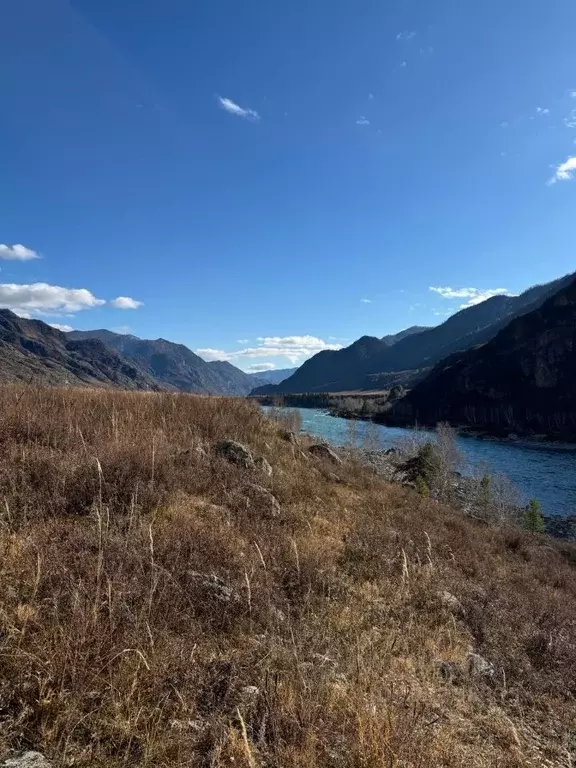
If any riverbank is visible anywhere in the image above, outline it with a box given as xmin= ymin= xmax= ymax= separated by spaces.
xmin=252 ymin=393 xmax=576 ymax=443
xmin=345 ymin=446 xmax=576 ymax=540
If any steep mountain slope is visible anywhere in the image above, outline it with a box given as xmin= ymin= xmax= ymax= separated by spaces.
xmin=207 ymin=360 xmax=262 ymax=395
xmin=391 ymin=275 xmax=576 ymax=438
xmin=262 ymin=273 xmax=574 ymax=394
xmin=68 ymin=330 xmax=254 ymax=394
xmin=0 ymin=311 xmax=159 ymax=389
xmin=249 ymin=367 xmax=298 ymax=386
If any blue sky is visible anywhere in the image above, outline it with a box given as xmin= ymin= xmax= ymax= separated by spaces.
xmin=2 ymin=0 xmax=576 ymax=372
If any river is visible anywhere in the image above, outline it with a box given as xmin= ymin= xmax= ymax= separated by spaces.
xmin=267 ymin=407 xmax=576 ymax=517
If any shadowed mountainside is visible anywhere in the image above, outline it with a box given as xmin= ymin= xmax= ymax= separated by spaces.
xmin=0 ymin=310 xmax=160 ymax=390
xmin=390 ymin=275 xmax=576 ymax=438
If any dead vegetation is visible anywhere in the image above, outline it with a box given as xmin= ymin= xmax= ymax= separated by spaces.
xmin=0 ymin=385 xmax=574 ymax=767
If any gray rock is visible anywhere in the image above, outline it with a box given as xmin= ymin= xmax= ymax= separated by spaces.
xmin=435 ymin=660 xmax=462 ymax=683
xmin=466 ymin=652 xmax=495 ymax=680
xmin=439 ymin=591 xmax=465 ymax=616
xmin=189 ymin=571 xmax=241 ymax=604
xmin=254 ymin=456 xmax=273 ymax=477
xmin=244 ymin=484 xmax=281 ymax=518
xmin=308 ymin=444 xmax=342 ymax=465
xmin=2 ymin=753 xmax=51 ymax=768
xmin=215 ymin=440 xmax=255 ymax=469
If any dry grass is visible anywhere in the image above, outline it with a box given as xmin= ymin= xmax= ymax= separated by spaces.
xmin=0 ymin=385 xmax=574 ymax=767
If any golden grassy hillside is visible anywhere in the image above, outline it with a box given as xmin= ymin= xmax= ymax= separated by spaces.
xmin=0 ymin=386 xmax=574 ymax=767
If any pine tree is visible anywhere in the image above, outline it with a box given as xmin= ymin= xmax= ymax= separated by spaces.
xmin=523 ymin=498 xmax=545 ymax=533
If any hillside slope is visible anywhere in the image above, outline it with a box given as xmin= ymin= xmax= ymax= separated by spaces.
xmin=263 ymin=273 xmax=574 ymax=394
xmin=0 ymin=385 xmax=573 ymax=766
xmin=0 ymin=311 xmax=159 ymax=389
xmin=69 ymin=330 xmax=255 ymax=394
xmin=392 ymin=275 xmax=576 ymax=438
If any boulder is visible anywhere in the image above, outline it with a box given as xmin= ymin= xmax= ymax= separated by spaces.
xmin=308 ymin=444 xmax=342 ymax=465
xmin=438 ymin=591 xmax=465 ymax=616
xmin=254 ymin=456 xmax=273 ymax=477
xmin=215 ymin=440 xmax=255 ymax=469
xmin=188 ymin=572 xmax=241 ymax=604
xmin=1 ymin=754 xmax=51 ymax=768
xmin=466 ymin=652 xmax=495 ymax=680
xmin=244 ymin=484 xmax=282 ymax=518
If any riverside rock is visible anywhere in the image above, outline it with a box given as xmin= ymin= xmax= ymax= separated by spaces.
xmin=215 ymin=440 xmax=255 ymax=469
xmin=308 ymin=444 xmax=342 ymax=465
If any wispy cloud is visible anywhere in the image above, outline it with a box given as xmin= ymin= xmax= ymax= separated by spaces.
xmin=536 ymin=106 xmax=550 ymax=115
xmin=356 ymin=116 xmax=370 ymax=125
xmin=217 ymin=96 xmax=260 ymax=122
xmin=396 ymin=30 xmax=416 ymax=41
xmin=360 ymin=298 xmax=372 ymax=303
xmin=0 ymin=244 xmax=40 ymax=261
xmin=368 ymin=92 xmax=375 ymax=100
xmin=547 ymin=156 xmax=576 ymax=184
xmin=429 ymin=286 xmax=511 ymax=308
xmin=49 ymin=323 xmax=74 ymax=332
xmin=110 ymin=296 xmax=143 ymax=310
xmin=198 ymin=335 xmax=341 ymax=365
xmin=237 ymin=339 xmax=249 ymax=344
xmin=570 ymin=91 xmax=576 ymax=99
xmin=247 ymin=362 xmax=276 ymax=373
xmin=0 ymin=283 xmax=105 ymax=317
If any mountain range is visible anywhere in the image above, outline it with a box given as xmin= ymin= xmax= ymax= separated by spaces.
xmin=253 ymin=274 xmax=575 ymax=395
xmin=0 ymin=320 xmax=296 ymax=395
xmin=390 ymin=274 xmax=576 ymax=438
xmin=0 ymin=311 xmax=160 ymax=390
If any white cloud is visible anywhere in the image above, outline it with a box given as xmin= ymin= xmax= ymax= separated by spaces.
xmin=198 ymin=335 xmax=342 ymax=365
xmin=110 ymin=296 xmax=143 ymax=310
xmin=563 ymin=109 xmax=576 ymax=129
xmin=217 ymin=96 xmax=260 ymax=122
xmin=0 ymin=244 xmax=40 ymax=261
xmin=571 ymin=91 xmax=576 ymax=99
xmin=547 ymin=156 xmax=576 ymax=184
xmin=112 ymin=326 xmax=133 ymax=335
xmin=49 ymin=323 xmax=74 ymax=332
xmin=247 ymin=362 xmax=276 ymax=373
xmin=0 ymin=283 xmax=105 ymax=316
xmin=360 ymin=298 xmax=372 ymax=303
xmin=356 ymin=116 xmax=370 ymax=125
xmin=396 ymin=30 xmax=416 ymax=41
xmin=429 ymin=285 xmax=511 ymax=308
xmin=536 ymin=106 xmax=550 ymax=115
xmin=399 ymin=60 xmax=407 ymax=68
xmin=237 ymin=339 xmax=249 ymax=344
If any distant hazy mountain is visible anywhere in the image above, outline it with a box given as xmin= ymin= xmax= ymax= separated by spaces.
xmin=249 ymin=367 xmax=297 ymax=386
xmin=0 ymin=311 xmax=159 ymax=390
xmin=255 ymin=274 xmax=575 ymax=394
xmin=68 ymin=330 xmax=255 ymax=395
xmin=391 ymin=275 xmax=576 ymax=438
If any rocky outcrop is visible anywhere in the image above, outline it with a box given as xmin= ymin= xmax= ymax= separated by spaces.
xmin=1 ymin=753 xmax=51 ymax=767
xmin=391 ymin=276 xmax=576 ymax=439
